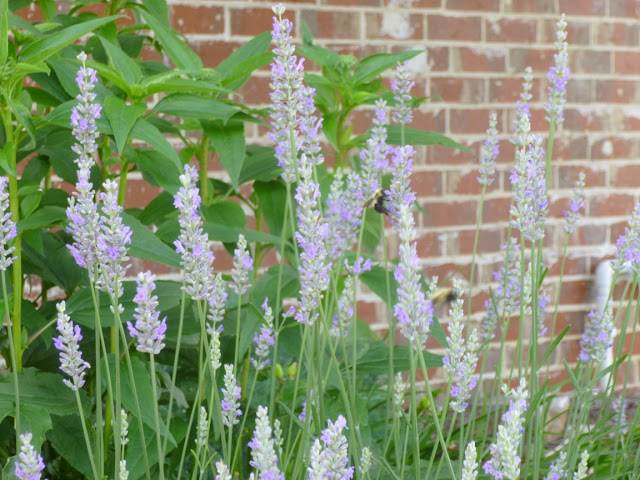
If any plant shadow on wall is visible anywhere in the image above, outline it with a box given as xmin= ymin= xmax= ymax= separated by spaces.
xmin=0 ymin=1 xmax=639 ymax=479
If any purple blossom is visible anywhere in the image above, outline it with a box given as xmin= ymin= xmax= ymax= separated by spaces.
xmin=15 ymin=433 xmax=45 ymax=480
xmin=308 ymin=415 xmax=354 ymax=480
xmin=221 ymin=364 xmax=242 ymax=427
xmin=613 ymin=202 xmax=640 ymax=273
xmin=231 ymin=233 xmax=252 ymax=295
xmin=510 ymin=135 xmax=548 ymax=242
xmin=345 ymin=257 xmax=374 ymax=276
xmin=206 ymin=273 xmax=228 ymax=334
xmin=326 ymin=170 xmax=363 ymax=260
xmin=66 ymin=52 xmax=102 ymax=278
xmin=512 ymin=67 xmax=533 ymax=147
xmin=483 ymin=378 xmax=528 ymax=480
xmin=248 ymin=406 xmax=284 ymax=480
xmin=537 ymin=290 xmax=550 ymax=337
xmin=393 ymin=372 xmax=406 ymax=418
xmin=54 ymin=300 xmax=90 ymax=391
xmin=299 ymin=84 xmax=324 ymax=166
xmin=545 ymin=15 xmax=570 ymax=125
xmin=543 ymin=451 xmax=567 ymax=480
xmin=388 ymin=145 xmax=433 ymax=349
xmin=579 ymin=306 xmax=614 ymax=364
xmin=391 ymin=61 xmax=415 ymax=126
xmin=174 ymin=164 xmax=215 ymax=301
xmin=251 ymin=299 xmax=275 ymax=371
xmin=359 ymin=99 xmax=389 ymax=201
xmin=0 ymin=177 xmax=16 ymax=270
xmin=330 ymin=274 xmax=355 ymax=338
xmin=563 ymin=172 xmax=586 ymax=234
xmin=450 ymin=330 xmax=479 ymax=413
xmin=127 ymin=271 xmax=167 ymax=355
xmin=478 ymin=112 xmax=499 ymax=186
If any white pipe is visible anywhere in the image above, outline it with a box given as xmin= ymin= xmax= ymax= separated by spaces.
xmin=594 ymin=260 xmax=615 ymax=392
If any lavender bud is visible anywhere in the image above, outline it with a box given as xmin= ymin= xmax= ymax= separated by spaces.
xmin=248 ymin=405 xmax=284 ymax=480
xmin=215 ymin=461 xmax=232 ymax=480
xmin=0 ymin=177 xmax=16 ymax=271
xmin=543 ymin=451 xmax=567 ymax=480
xmin=573 ymin=451 xmax=589 ymax=480
xmin=206 ymin=273 xmax=228 ymax=334
xmin=393 ymin=371 xmax=406 ymax=418
xmin=450 ymin=330 xmax=479 ymax=413
xmin=512 ymin=67 xmax=533 ymax=147
xmin=210 ymin=329 xmax=222 ymax=371
xmin=391 ymin=61 xmax=415 ymax=126
xmin=127 ymin=271 xmax=167 ymax=355
xmin=462 ymin=441 xmax=478 ymax=480
xmin=196 ymin=406 xmax=209 ymax=448
xmin=545 ymin=15 xmax=570 ymax=125
xmin=221 ymin=364 xmax=242 ymax=427
xmin=231 ymin=234 xmax=252 ymax=295
xmin=563 ymin=172 xmax=586 ymax=234
xmin=330 ymin=274 xmax=355 ymax=338
xmin=54 ymin=300 xmax=90 ymax=390
xmin=326 ymin=170 xmax=364 ymax=260
xmin=478 ymin=112 xmax=499 ymax=186
xmin=15 ymin=433 xmax=45 ymax=480
xmin=579 ymin=306 xmax=614 ymax=364
xmin=251 ymin=299 xmax=275 ymax=371
xmin=359 ymin=447 xmax=372 ymax=475
xmin=360 ymin=99 xmax=389 ymax=200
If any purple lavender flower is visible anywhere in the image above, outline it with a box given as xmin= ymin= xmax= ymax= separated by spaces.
xmin=388 ymin=145 xmax=433 ymax=349
xmin=330 ymin=274 xmax=355 ymax=338
xmin=196 ymin=406 xmax=209 ymax=449
xmin=174 ymin=164 xmax=215 ymax=301
xmin=450 ymin=330 xmax=479 ymax=413
xmin=308 ymin=415 xmax=354 ymax=480
xmin=215 ymin=461 xmax=232 ymax=480
xmin=391 ymin=61 xmax=415 ymax=126
xmin=579 ymin=306 xmax=614 ymax=364
xmin=543 ymin=451 xmax=567 ymax=480
xmin=54 ymin=300 xmax=90 ymax=391
xmin=248 ymin=405 xmax=284 ymax=480
xmin=359 ymin=99 xmax=389 ymax=201
xmin=221 ymin=364 xmax=242 ymax=427
xmin=0 ymin=177 xmax=16 ymax=270
xmin=127 ymin=271 xmax=167 ymax=355
xmin=299 ymin=84 xmax=324 ymax=166
xmin=512 ymin=67 xmax=533 ymax=147
xmin=537 ymin=290 xmax=550 ymax=337
xmin=510 ymin=135 xmax=548 ymax=242
xmin=563 ymin=172 xmax=586 ymax=234
xmin=206 ymin=273 xmax=228 ymax=334
xmin=231 ymin=234 xmax=252 ymax=295
xmin=545 ymin=15 xmax=570 ymax=125
xmin=269 ymin=4 xmax=305 ymax=183
xmin=15 ymin=433 xmax=45 ymax=480
xmin=574 ymin=451 xmax=589 ymax=480
xmin=326 ymin=170 xmax=364 ymax=260
xmin=210 ymin=328 xmax=222 ymax=371
xmin=96 ymin=179 xmax=131 ymax=299
xmin=251 ymin=299 xmax=275 ymax=371
xmin=462 ymin=441 xmax=478 ymax=480
xmin=345 ymin=257 xmax=374 ymax=276
xmin=66 ymin=52 xmax=102 ymax=277
xmin=478 ymin=112 xmax=499 ymax=186
xmin=393 ymin=372 xmax=406 ymax=418
xmin=293 ymin=155 xmax=331 ymax=326
xmin=483 ymin=378 xmax=528 ymax=480
xmin=613 ymin=202 xmax=640 ymax=273
xmin=359 ymin=447 xmax=372 ymax=476
xmin=443 ymin=280 xmax=465 ymax=375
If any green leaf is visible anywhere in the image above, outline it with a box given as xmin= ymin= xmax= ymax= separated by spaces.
xmin=7 ymin=97 xmax=35 ymax=149
xmin=238 ymin=146 xmax=280 ymax=184
xmin=296 ymin=44 xmax=341 ymax=70
xmin=16 ymin=206 xmax=66 ymax=233
xmin=321 ymin=111 xmax=339 ymax=151
xmin=129 ymin=149 xmax=181 ymax=195
xmin=130 ymin=117 xmax=181 ymax=172
xmin=140 ymin=0 xmax=169 ymax=26
xmin=202 ymin=119 xmax=245 ymax=189
xmin=22 ymin=231 xmax=84 ymax=291
xmin=385 ymin=125 xmax=474 ymax=154
xmin=141 ymin=77 xmax=227 ymax=97
xmin=88 ymin=59 xmax=132 ymax=95
xmin=142 ymin=11 xmax=202 ymax=72
xmin=360 ymin=264 xmax=398 ymax=306
xmin=253 ymin=264 xmax=301 ymax=313
xmin=20 ymin=403 xmax=53 ymax=451
xmin=0 ymin=141 xmax=16 ymax=176
xmin=99 ymin=35 xmax=142 ymax=85
xmin=254 ymin=180 xmax=289 ymax=239
xmin=354 ymin=50 xmax=422 ymax=85
xmin=357 ymin=343 xmax=442 ymax=374
xmin=217 ymin=31 xmax=271 ymax=81
xmin=0 ymin=0 xmax=8 ymax=64
xmin=19 ymin=15 xmax=119 ymax=64
xmin=122 ymin=211 xmax=181 ymax=268
xmin=103 ymin=97 xmax=146 ymax=154
xmin=152 ymin=94 xmax=238 ymax=123
xmin=48 ymin=414 xmax=95 ymax=478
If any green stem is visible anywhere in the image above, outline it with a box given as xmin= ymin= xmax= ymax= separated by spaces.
xmin=198 ymin=137 xmax=210 ymax=205
xmin=117 ymin=159 xmax=129 ymax=207
xmin=2 ymin=268 xmax=19 ymax=445
xmin=150 ymin=355 xmax=165 ymax=480
xmin=76 ymin=391 xmax=100 ymax=480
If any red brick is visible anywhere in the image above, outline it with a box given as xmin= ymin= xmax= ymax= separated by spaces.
xmin=595 ymin=79 xmax=636 ymax=103
xmin=612 ymin=165 xmax=640 ymax=188
xmin=541 ymin=19 xmax=590 ymax=46
xmin=456 ymin=47 xmax=506 ymax=73
xmin=170 ymin=5 xmax=224 ymax=34
xmin=430 ymin=77 xmax=485 ymax=103
xmin=191 ymin=40 xmax=237 ymax=69
xmin=458 ymin=228 xmax=501 ymax=255
xmin=412 ymin=170 xmax=443 ymax=197
xmin=412 ymin=110 xmax=447 ymax=134
xmin=486 ymin=18 xmax=537 ymax=44
xmin=572 ymin=50 xmax=611 ymax=75
xmin=504 ymin=0 xmax=555 ymax=13
xmin=301 ymin=10 xmax=361 ymax=40
xmin=481 ymin=197 xmax=511 ymax=223
xmin=365 ymin=12 xmax=424 ymax=40
xmin=622 ymin=109 xmax=640 ymax=130
xmin=589 ymin=194 xmax=636 ymax=217
xmin=237 ymin=76 xmax=271 ymax=106
xmin=615 ymin=51 xmax=640 ymax=75
xmin=447 ymin=168 xmax=499 ymax=196
xmin=595 ymin=22 xmax=640 ymax=47
xmin=555 ymin=165 xmax=605 ymax=189
xmin=415 ymin=232 xmax=442 ymax=258
xmin=426 ymin=144 xmax=475 ymax=166
xmin=547 ymin=256 xmax=588 ymax=277
xmin=230 ymin=7 xmax=276 ymax=36
xmin=450 ymin=108 xmax=496 ymax=134
xmin=421 ymin=200 xmax=477 ymax=228
xmin=446 ymin=0 xmax=499 ymax=10
xmin=559 ymin=0 xmax=605 ymax=15
xmin=427 ymin=15 xmax=481 ymax=42
xmin=590 ymin=137 xmax=634 ymax=160
xmin=563 ymin=108 xmax=607 ymax=132
xmin=566 ymin=78 xmax=593 ymax=103
xmin=329 ymin=43 xmax=385 ymax=60
xmin=611 ymin=0 xmax=640 ymax=18
xmin=567 ymin=224 xmax=607 ymax=247
xmin=509 ymin=48 xmax=556 ymax=73
xmin=427 ymin=47 xmax=449 ymax=72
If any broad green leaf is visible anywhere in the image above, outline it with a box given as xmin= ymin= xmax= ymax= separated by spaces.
xmin=0 ymin=141 xmax=16 ymax=176
xmin=13 ymin=62 xmax=50 ymax=79
xmin=129 ymin=149 xmax=181 ymax=194
xmin=253 ymin=264 xmax=301 ymax=315
xmin=238 ymin=145 xmax=280 ymax=184
xmin=17 ymin=206 xmax=66 ymax=233
xmin=296 ymin=44 xmax=341 ymax=70
xmin=48 ymin=414 xmax=95 ymax=478
xmin=22 ymin=231 xmax=84 ymax=291
xmin=360 ymin=264 xmax=398 ymax=306
xmin=20 ymin=403 xmax=52 ymax=451
xmin=220 ymin=51 xmax=274 ymax=91
xmin=142 ymin=77 xmax=227 ymax=97
xmin=357 ymin=343 xmax=442 ymax=374
xmin=138 ymin=191 xmax=175 ymax=226
xmin=0 ymin=0 xmax=8 ymax=64
xmin=142 ymin=11 xmax=202 ymax=72
xmin=99 ymin=35 xmax=142 ymax=85
xmin=321 ymin=111 xmax=339 ymax=151
xmin=217 ymin=31 xmax=271 ymax=80
xmin=103 ymin=97 xmax=146 ymax=154
xmin=152 ymin=93 xmax=238 ymax=123
xmin=7 ymin=97 xmax=35 ymax=149
xmin=88 ymin=59 xmax=132 ymax=94
xmin=130 ymin=117 xmax=181 ymax=171
xmin=354 ymin=50 xmax=422 ymax=85
xmin=122 ymin=211 xmax=181 ymax=268
xmin=361 ymin=208 xmax=383 ymax=253
xmin=202 ymin=119 xmax=245 ymax=189
xmin=19 ymin=15 xmax=119 ymax=64
xmin=140 ymin=0 xmax=170 ymax=26
xmin=385 ymin=125 xmax=474 ymax=154
xmin=254 ymin=180 xmax=289 ymax=239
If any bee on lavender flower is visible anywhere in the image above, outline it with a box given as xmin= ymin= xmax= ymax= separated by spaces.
xmin=364 ymin=189 xmax=390 ymax=216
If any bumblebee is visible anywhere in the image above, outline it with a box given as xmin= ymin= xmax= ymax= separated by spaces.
xmin=365 ymin=189 xmax=390 ymax=215
xmin=429 ymin=287 xmax=459 ymax=306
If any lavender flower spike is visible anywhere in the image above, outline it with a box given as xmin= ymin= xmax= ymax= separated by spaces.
xmin=251 ymin=299 xmax=275 ymax=371
xmin=308 ymin=415 xmax=354 ymax=480
xmin=579 ymin=305 xmax=614 ymax=364
xmin=66 ymin=51 xmax=102 ymax=277
xmin=478 ymin=112 xmax=499 ymax=186
xmin=221 ymin=364 xmax=242 ymax=427
xmin=462 ymin=441 xmax=478 ymax=480
xmin=231 ymin=234 xmax=252 ymax=295
xmin=330 ymin=273 xmax=355 ymax=338
xmin=0 ymin=177 xmax=16 ymax=270
xmin=127 ymin=271 xmax=167 ymax=355
xmin=450 ymin=329 xmax=479 ymax=413
xmin=545 ymin=14 xmax=570 ymax=125
xmin=15 ymin=433 xmax=45 ymax=480
xmin=96 ymin=179 xmax=131 ymax=299
xmin=326 ymin=170 xmax=364 ymax=260
xmin=512 ymin=67 xmax=533 ymax=147
xmin=196 ymin=406 xmax=209 ymax=448
xmin=563 ymin=172 xmax=586 ymax=234
xmin=206 ymin=273 xmax=228 ymax=334
xmin=359 ymin=99 xmax=389 ymax=201
xmin=215 ymin=461 xmax=232 ymax=480
xmin=612 ymin=202 xmax=640 ymax=273
xmin=391 ymin=61 xmax=415 ymax=126
xmin=248 ymin=405 xmax=284 ymax=480
xmin=574 ymin=451 xmax=589 ymax=480
xmin=54 ymin=300 xmax=90 ymax=391
xmin=483 ymin=378 xmax=529 ymax=480
xmin=389 ymin=145 xmax=433 ymax=349
xmin=543 ymin=451 xmax=567 ymax=480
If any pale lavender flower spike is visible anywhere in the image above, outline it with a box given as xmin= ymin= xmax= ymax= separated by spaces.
xmin=251 ymin=299 xmax=275 ymax=371
xmin=579 ymin=305 xmax=614 ymax=364
xmin=15 ymin=433 xmax=45 ymax=480
xmin=231 ymin=233 xmax=252 ymax=295
xmin=0 ymin=177 xmax=16 ymax=270
xmin=462 ymin=441 xmax=478 ymax=480
xmin=543 ymin=451 xmax=567 ymax=480
xmin=215 ymin=461 xmax=232 ymax=480
xmin=54 ymin=300 xmax=90 ymax=391
xmin=174 ymin=164 xmax=215 ymax=301
xmin=326 ymin=169 xmax=364 ymax=260
xmin=127 ymin=271 xmax=167 ymax=355
xmin=478 ymin=112 xmax=499 ymax=186
xmin=308 ymin=415 xmax=354 ymax=480
xmin=206 ymin=273 xmax=228 ymax=334
xmin=545 ymin=14 xmax=570 ymax=125
xmin=96 ymin=179 xmax=131 ymax=299
xmin=391 ymin=61 xmax=415 ymax=126
xmin=612 ymin=203 xmax=640 ymax=273
xmin=221 ymin=364 xmax=242 ymax=427
xmin=512 ymin=67 xmax=533 ymax=147
xmin=66 ymin=51 xmax=102 ymax=278
xmin=330 ymin=274 xmax=355 ymax=338
xmin=248 ymin=406 xmax=284 ymax=480
xmin=360 ymin=99 xmax=389 ymax=201
xmin=563 ymin=172 xmax=586 ymax=234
